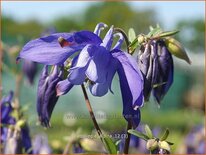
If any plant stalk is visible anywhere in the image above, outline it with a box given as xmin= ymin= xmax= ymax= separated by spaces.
xmin=124 ymin=121 xmax=132 ymax=154
xmin=81 ymin=84 xmax=103 ymax=141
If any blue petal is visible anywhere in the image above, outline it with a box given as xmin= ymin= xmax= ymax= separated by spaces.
xmin=21 ymin=125 xmax=32 ymax=154
xmin=94 ymin=23 xmax=108 ymax=36
xmin=89 ymin=83 xmax=108 ymax=96
xmin=101 ymin=26 xmax=114 ymax=50
xmin=112 ymin=50 xmax=144 ymax=109
xmin=123 ymin=107 xmax=141 ymax=129
xmin=138 ymin=44 xmax=152 ymax=101
xmin=86 ymin=46 xmax=110 ymax=83
xmin=56 ymin=79 xmax=74 ymax=96
xmin=153 ymin=43 xmax=174 ymax=103
xmin=37 ymin=66 xmax=62 ymax=127
xmin=89 ymin=56 xmax=118 ymax=96
xmin=69 ymin=45 xmax=111 ymax=84
xmin=68 ymin=45 xmax=93 ymax=84
xmin=17 ymin=31 xmax=102 ymax=65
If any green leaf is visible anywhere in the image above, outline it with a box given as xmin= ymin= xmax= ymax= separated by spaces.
xmin=145 ymin=125 xmax=153 ymax=139
xmin=129 ymin=38 xmax=139 ymax=54
xmin=147 ymin=27 xmax=162 ymax=37
xmin=166 ymin=141 xmax=174 ymax=145
xmin=158 ymin=30 xmax=179 ymax=38
xmin=115 ymin=139 xmax=122 ymax=146
xmin=149 ymin=26 xmax=154 ymax=31
xmin=128 ymin=28 xmax=136 ymax=43
xmin=103 ymin=136 xmax=118 ymax=154
xmin=128 ymin=129 xmax=150 ymax=141
xmin=160 ymin=128 xmax=169 ymax=141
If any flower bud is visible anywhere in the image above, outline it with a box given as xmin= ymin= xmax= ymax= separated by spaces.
xmin=165 ymin=37 xmax=191 ymax=64
xmin=37 ymin=65 xmax=62 ymax=128
xmin=146 ymin=139 xmax=158 ymax=151
xmin=159 ymin=141 xmax=171 ymax=152
xmin=137 ymin=34 xmax=145 ymax=45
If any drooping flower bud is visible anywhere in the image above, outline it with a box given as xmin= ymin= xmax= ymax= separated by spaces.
xmin=138 ymin=40 xmax=174 ymax=104
xmin=37 ymin=65 xmax=62 ymax=127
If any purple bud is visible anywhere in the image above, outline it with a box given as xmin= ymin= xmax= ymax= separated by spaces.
xmin=37 ymin=65 xmax=62 ymax=127
xmin=138 ymin=40 xmax=174 ymax=104
xmin=1 ymin=91 xmax=14 ymax=124
xmin=23 ymin=59 xmax=38 ymax=85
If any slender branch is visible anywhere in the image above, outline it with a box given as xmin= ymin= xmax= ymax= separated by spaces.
xmin=63 ymin=140 xmax=73 ymax=154
xmin=124 ymin=121 xmax=132 ymax=154
xmin=0 ymin=43 xmax=3 ymax=99
xmin=81 ymin=84 xmax=103 ymax=141
xmin=114 ymin=28 xmax=130 ymax=53
xmin=14 ymin=73 xmax=23 ymax=100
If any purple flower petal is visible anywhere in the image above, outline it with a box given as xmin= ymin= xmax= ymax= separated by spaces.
xmin=101 ymin=26 xmax=114 ymax=50
xmin=69 ymin=45 xmax=111 ymax=84
xmin=112 ymin=49 xmax=144 ymax=109
xmin=123 ymin=107 xmax=141 ymax=129
xmin=21 ymin=125 xmax=32 ymax=154
xmin=86 ymin=46 xmax=110 ymax=83
xmin=37 ymin=65 xmax=62 ymax=127
xmin=17 ymin=31 xmax=102 ymax=65
xmin=56 ymin=79 xmax=74 ymax=96
xmin=153 ymin=42 xmax=174 ymax=103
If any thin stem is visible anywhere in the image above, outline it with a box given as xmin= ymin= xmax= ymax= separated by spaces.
xmin=114 ymin=28 xmax=130 ymax=53
xmin=0 ymin=43 xmax=2 ymax=99
xmin=63 ymin=140 xmax=73 ymax=154
xmin=81 ymin=84 xmax=103 ymax=141
xmin=124 ymin=121 xmax=132 ymax=154
xmin=15 ymin=73 xmax=23 ymax=99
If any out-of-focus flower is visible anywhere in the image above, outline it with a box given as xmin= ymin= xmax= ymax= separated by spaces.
xmin=72 ymin=142 xmax=84 ymax=154
xmin=32 ymin=134 xmax=52 ymax=154
xmin=3 ymin=128 xmax=22 ymax=154
xmin=22 ymin=60 xmax=37 ymax=85
xmin=1 ymin=91 xmax=15 ymax=143
xmin=184 ymin=125 xmax=205 ymax=154
xmin=138 ymin=40 xmax=173 ymax=103
xmin=1 ymin=91 xmax=32 ymax=154
xmin=37 ymin=65 xmax=64 ymax=127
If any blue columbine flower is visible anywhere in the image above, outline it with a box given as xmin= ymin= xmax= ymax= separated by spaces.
xmin=138 ymin=40 xmax=173 ymax=103
xmin=17 ymin=23 xmax=144 ymax=128
xmin=57 ymin=24 xmax=144 ymax=128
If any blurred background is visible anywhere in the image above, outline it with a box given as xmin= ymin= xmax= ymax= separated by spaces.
xmin=1 ymin=1 xmax=205 ymax=154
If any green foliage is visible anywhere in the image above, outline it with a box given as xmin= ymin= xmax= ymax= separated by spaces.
xmin=175 ymin=19 xmax=204 ymax=53
xmin=102 ymin=135 xmax=118 ymax=154
xmin=2 ymin=16 xmax=44 ymax=44
xmin=128 ymin=129 xmax=150 ymax=141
